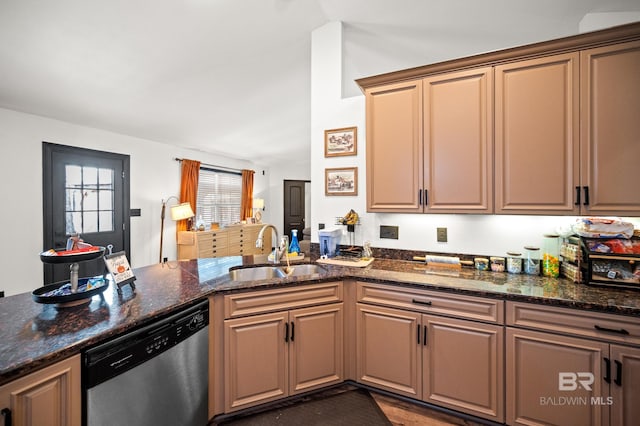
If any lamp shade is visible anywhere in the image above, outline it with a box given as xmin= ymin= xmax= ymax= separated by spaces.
xmin=170 ymin=202 xmax=195 ymax=221
xmin=253 ymin=198 xmax=265 ymax=210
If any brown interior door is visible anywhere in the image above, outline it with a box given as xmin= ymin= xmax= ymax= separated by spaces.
xmin=283 ymin=180 xmax=307 ymax=244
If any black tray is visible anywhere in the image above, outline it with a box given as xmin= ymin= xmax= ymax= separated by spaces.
xmin=40 ymin=246 xmax=106 ymax=264
xmin=32 ymin=277 xmax=109 ymax=307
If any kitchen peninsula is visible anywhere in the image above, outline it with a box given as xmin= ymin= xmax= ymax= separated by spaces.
xmin=1 ymin=253 xmax=638 ymax=425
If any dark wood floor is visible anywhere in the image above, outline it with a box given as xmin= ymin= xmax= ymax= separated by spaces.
xmin=212 ymin=385 xmax=488 ymax=426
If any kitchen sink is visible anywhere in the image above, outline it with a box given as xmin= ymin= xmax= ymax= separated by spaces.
xmin=228 ymin=264 xmax=326 ymax=281
xmin=278 ymin=263 xmax=325 ymax=277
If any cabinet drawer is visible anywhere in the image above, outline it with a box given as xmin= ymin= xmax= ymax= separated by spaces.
xmin=225 ymin=282 xmax=343 ymax=318
xmin=507 ymin=301 xmax=640 ymax=345
xmin=228 ymin=234 xmax=250 ymax=245
xmin=210 ymin=237 xmax=229 ymax=249
xmin=357 ymin=281 xmax=503 ymax=324
xmin=177 ymin=231 xmax=196 ymax=245
xmin=196 ymin=233 xmax=213 ymax=244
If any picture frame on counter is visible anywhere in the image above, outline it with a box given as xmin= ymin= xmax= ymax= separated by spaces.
xmin=324 ymin=126 xmax=357 ymax=157
xmin=104 ymin=250 xmax=136 ymax=294
xmin=325 ymin=167 xmax=358 ymax=196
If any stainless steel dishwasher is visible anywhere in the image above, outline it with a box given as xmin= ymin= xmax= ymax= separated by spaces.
xmin=83 ymin=300 xmax=209 ymax=426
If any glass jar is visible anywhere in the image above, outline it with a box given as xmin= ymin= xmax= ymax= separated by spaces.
xmin=474 ymin=257 xmax=489 ymax=271
xmin=524 ymin=246 xmax=540 ymax=275
xmin=506 ymin=252 xmax=522 ymax=274
xmin=542 ymin=234 xmax=560 ymax=277
xmin=490 ymin=256 xmax=505 ymax=272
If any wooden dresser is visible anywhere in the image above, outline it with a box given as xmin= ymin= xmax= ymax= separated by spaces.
xmin=177 ymin=224 xmax=272 ymax=260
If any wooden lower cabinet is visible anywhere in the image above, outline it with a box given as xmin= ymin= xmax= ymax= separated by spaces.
xmin=507 ymin=328 xmax=640 ymax=426
xmin=610 ymin=344 xmax=640 ymax=426
xmin=0 ymin=355 xmax=81 ymax=426
xmin=224 ymin=303 xmax=344 ymax=412
xmin=356 ymin=303 xmax=504 ymax=422
xmin=356 ymin=303 xmax=422 ymax=398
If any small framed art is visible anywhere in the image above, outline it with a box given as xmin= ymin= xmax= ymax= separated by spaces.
xmin=325 ymin=167 xmax=358 ymax=196
xmin=324 ymin=127 xmax=357 ymax=157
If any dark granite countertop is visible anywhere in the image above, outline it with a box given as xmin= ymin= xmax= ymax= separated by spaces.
xmin=1 ymin=255 xmax=638 ymax=385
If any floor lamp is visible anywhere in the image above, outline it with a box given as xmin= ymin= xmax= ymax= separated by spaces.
xmin=159 ymin=198 xmax=195 ymax=263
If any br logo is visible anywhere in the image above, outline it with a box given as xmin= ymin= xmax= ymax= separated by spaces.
xmin=559 ymin=372 xmax=595 ymax=391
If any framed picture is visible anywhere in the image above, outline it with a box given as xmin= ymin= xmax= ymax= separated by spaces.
xmin=324 ymin=127 xmax=357 ymax=157
xmin=325 ymin=167 xmax=358 ymax=196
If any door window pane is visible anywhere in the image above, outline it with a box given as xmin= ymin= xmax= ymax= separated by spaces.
xmin=99 ymin=190 xmax=113 ymax=210
xmin=99 ymin=211 xmax=114 ymax=232
xmin=66 ymin=212 xmax=82 ymax=234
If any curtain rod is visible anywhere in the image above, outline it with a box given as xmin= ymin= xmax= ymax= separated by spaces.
xmin=174 ymin=157 xmax=243 ymax=174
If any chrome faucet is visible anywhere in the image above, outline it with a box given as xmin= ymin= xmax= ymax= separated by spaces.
xmin=256 ymin=224 xmax=286 ymax=264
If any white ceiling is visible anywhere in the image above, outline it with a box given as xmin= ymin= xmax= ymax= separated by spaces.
xmin=1 ymin=0 xmax=639 ymax=166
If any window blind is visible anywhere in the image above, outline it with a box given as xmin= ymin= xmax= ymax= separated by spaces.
xmin=196 ymin=168 xmax=241 ymax=227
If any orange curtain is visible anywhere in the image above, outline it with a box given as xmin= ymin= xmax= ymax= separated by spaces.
xmin=240 ymin=169 xmax=255 ymax=221
xmin=177 ymin=159 xmax=201 ymax=233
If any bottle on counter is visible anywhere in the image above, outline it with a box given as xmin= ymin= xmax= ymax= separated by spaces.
xmin=524 ymin=246 xmax=540 ymax=275
xmin=506 ymin=252 xmax=522 ymax=274
xmin=542 ymin=234 xmax=560 ymax=278
xmin=289 ymin=229 xmax=301 ymax=255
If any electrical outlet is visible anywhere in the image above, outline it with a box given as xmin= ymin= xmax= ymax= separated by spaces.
xmin=318 ymin=223 xmax=325 ymax=230
xmin=437 ymin=227 xmax=448 ymax=243
xmin=380 ymin=225 xmax=399 ymax=239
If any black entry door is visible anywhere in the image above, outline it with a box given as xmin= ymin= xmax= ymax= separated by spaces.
xmin=283 ymin=180 xmax=307 ymax=244
xmin=42 ymin=143 xmax=130 ymax=284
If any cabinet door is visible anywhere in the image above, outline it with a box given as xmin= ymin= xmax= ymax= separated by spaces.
xmin=423 ymin=67 xmax=493 ymax=213
xmin=356 ymin=303 xmax=421 ymax=398
xmin=507 ymin=328 xmax=609 ymax=426
xmin=224 ymin=312 xmax=288 ymax=412
xmin=365 ymin=80 xmax=423 ymax=212
xmin=495 ymin=53 xmax=579 ymax=214
xmin=289 ymin=303 xmax=344 ymax=395
xmin=610 ymin=344 xmax=640 ymax=426
xmin=423 ymin=315 xmax=504 ymax=422
xmin=580 ymin=40 xmax=640 ymax=216
xmin=0 ymin=355 xmax=81 ymax=426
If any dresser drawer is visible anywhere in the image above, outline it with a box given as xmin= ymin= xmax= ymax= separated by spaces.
xmin=228 ymin=232 xmax=251 ymax=245
xmin=507 ymin=301 xmax=640 ymax=345
xmin=224 ymin=281 xmax=343 ymax=318
xmin=357 ymin=281 xmax=503 ymax=324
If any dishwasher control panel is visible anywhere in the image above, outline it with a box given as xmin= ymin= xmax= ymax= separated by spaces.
xmin=84 ymin=300 xmax=209 ymax=388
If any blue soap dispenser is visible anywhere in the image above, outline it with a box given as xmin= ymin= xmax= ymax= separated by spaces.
xmin=289 ymin=229 xmax=301 ymax=254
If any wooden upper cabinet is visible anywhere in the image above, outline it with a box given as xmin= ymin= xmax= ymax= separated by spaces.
xmin=365 ymin=68 xmax=492 ymax=214
xmin=495 ymin=53 xmax=580 ymax=215
xmin=580 ymin=40 xmax=640 ymax=216
xmin=366 ymin=80 xmax=423 ymax=212
xmin=423 ymin=67 xmax=493 ymax=213
xmin=362 ymin=23 xmax=640 ymax=216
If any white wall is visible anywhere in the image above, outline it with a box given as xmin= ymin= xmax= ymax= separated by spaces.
xmin=0 ymin=108 xmax=268 ymax=296
xmin=579 ymin=12 xmax=640 ymax=33
xmin=310 ymin=22 xmax=640 ymax=257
